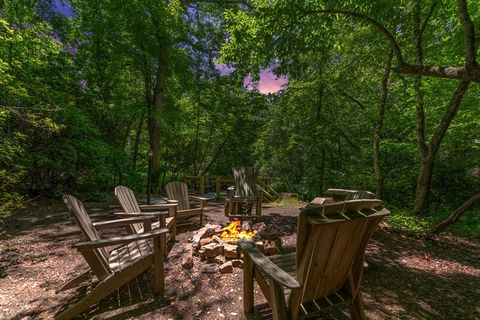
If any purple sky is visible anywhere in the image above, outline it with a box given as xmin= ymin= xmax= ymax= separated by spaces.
xmin=255 ymin=68 xmax=288 ymax=94
xmin=217 ymin=64 xmax=288 ymax=94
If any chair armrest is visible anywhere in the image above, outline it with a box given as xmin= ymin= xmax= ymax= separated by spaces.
xmin=73 ymin=228 xmax=169 ymax=251
xmin=238 ymin=239 xmax=301 ymax=289
xmin=165 ymin=199 xmax=179 ymax=204
xmin=93 ymin=216 xmax=157 ymax=230
xmin=189 ymin=195 xmax=211 ymax=201
xmin=139 ymin=203 xmax=178 ymax=210
xmin=189 ymin=195 xmax=210 ymax=208
xmin=114 ymin=211 xmax=170 ymax=218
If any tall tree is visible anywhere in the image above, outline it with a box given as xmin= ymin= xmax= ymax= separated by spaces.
xmin=221 ymin=0 xmax=479 ymax=211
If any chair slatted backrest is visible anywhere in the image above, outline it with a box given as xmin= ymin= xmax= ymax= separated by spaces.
xmin=344 ymin=190 xmax=376 ymax=200
xmin=63 ymin=195 xmax=112 ymax=280
xmin=233 ymin=167 xmax=258 ymax=198
xmin=293 ymin=199 xmax=388 ymax=306
xmin=114 ymin=186 xmax=143 ymax=233
xmin=165 ymin=181 xmax=190 ymax=211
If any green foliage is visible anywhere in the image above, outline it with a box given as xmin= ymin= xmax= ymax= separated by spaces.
xmin=388 ymin=206 xmax=480 ymax=239
xmin=388 ymin=208 xmax=432 ymax=236
xmin=1 ymin=0 xmax=479 ymax=242
xmin=0 ymin=111 xmax=25 ymax=227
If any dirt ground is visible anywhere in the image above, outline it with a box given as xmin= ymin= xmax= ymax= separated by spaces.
xmin=0 ymin=200 xmax=479 ymax=320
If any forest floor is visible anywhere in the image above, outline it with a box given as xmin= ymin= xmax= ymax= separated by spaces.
xmin=0 ymin=200 xmax=479 ymax=320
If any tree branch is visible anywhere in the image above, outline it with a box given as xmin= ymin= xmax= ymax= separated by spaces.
xmin=185 ymin=0 xmax=253 ymax=9
xmin=301 ymin=8 xmax=406 ymax=66
xmin=457 ymin=0 xmax=478 ymax=67
xmin=337 ymin=88 xmax=366 ymax=110
xmin=420 ymin=1 xmax=438 ymax=37
xmin=301 ymin=6 xmax=480 ymax=82
xmin=428 ymin=80 xmax=470 ymax=157
xmin=414 ymin=0 xmax=426 ymax=158
xmin=432 ymin=193 xmax=480 ymax=235
xmin=396 ymin=64 xmax=480 ymax=81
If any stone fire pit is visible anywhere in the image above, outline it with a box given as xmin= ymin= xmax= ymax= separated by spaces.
xmin=180 ymin=221 xmax=280 ymax=274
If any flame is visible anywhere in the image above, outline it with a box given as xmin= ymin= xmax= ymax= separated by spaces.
xmin=216 ymin=220 xmax=257 ymax=242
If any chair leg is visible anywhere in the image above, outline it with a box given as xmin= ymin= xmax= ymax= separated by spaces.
xmin=269 ymin=280 xmax=288 ymax=320
xmin=57 ymin=270 xmax=92 ymax=292
xmin=349 ymin=293 xmax=366 ymax=320
xmin=55 ymin=274 xmax=124 ymax=320
xmin=243 ymin=256 xmax=254 ymax=314
xmin=153 ymin=234 xmax=165 ymax=294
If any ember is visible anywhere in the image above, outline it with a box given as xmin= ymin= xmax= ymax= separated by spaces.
xmin=215 ymin=220 xmax=257 ymax=242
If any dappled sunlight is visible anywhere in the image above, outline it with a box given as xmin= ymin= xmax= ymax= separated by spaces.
xmin=396 ymin=253 xmax=480 ymax=276
xmin=362 ymin=229 xmax=480 ymax=319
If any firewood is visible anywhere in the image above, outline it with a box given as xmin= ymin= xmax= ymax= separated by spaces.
xmin=191 ymin=227 xmax=208 ymax=249
xmin=212 ymin=235 xmax=224 ymax=245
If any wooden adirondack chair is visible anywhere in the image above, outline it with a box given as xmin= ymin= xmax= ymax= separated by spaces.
xmin=225 ymin=167 xmax=262 ymax=219
xmin=238 ymin=199 xmax=390 ymax=320
xmin=57 ymin=195 xmax=168 ymax=320
xmin=165 ymin=181 xmax=207 ymax=227
xmin=114 ymin=185 xmax=177 ymax=254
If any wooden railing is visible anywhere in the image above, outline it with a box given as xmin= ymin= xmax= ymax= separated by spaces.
xmin=183 ymin=175 xmax=280 ymax=202
xmin=256 ymin=179 xmax=280 ymax=202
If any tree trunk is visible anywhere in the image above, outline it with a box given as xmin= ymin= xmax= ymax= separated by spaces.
xmin=318 ymin=144 xmax=326 ymax=195
xmin=414 ymin=80 xmax=470 ymax=213
xmin=415 ymin=157 xmax=434 ymax=213
xmin=131 ymin=112 xmax=145 ymax=173
xmin=373 ymin=50 xmax=393 ymax=199
xmin=316 ymin=82 xmax=325 ymax=195
xmin=146 ymin=1 xmax=169 ymax=191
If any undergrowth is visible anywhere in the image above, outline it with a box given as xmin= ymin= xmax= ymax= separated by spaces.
xmin=387 ymin=206 xmax=480 ymax=239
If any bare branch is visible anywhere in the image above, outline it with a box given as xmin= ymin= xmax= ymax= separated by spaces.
xmin=396 ymin=64 xmax=480 ymax=81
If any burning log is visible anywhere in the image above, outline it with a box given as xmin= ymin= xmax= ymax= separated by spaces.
xmin=192 ymin=225 xmax=221 ymax=249
xmin=215 ymin=220 xmax=257 ymax=243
